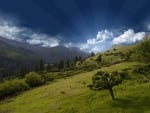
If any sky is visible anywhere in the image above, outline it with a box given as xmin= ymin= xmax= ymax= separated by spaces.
xmin=0 ymin=0 xmax=149 ymax=52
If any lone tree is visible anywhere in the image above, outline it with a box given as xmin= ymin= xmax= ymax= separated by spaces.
xmin=89 ymin=71 xmax=122 ymax=100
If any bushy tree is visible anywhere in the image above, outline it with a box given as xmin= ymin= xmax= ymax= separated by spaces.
xmin=89 ymin=71 xmax=122 ymax=100
xmin=25 ymin=72 xmax=44 ymax=87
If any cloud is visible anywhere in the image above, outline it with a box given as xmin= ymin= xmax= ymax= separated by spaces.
xmin=0 ymin=21 xmax=24 ymax=41
xmin=113 ymin=29 xmax=145 ymax=44
xmin=26 ymin=33 xmax=59 ymax=47
xmin=78 ymin=29 xmax=114 ymax=53
xmin=0 ymin=19 xmax=60 ymax=47
xmin=77 ymin=29 xmax=146 ymax=53
xmin=0 ymin=16 xmax=146 ymax=53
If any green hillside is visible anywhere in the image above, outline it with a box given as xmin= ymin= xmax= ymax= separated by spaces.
xmin=0 ymin=62 xmax=149 ymax=113
xmin=0 ymin=38 xmax=149 ymax=113
xmin=76 ymin=44 xmax=135 ymax=69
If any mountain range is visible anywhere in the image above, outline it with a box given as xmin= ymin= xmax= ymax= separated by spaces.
xmin=0 ymin=37 xmax=88 ymax=61
xmin=0 ymin=37 xmax=88 ymax=76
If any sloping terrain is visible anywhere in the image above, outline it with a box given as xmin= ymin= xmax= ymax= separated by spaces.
xmin=0 ymin=62 xmax=149 ymax=113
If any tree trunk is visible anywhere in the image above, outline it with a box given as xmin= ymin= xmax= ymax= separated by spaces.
xmin=109 ymin=88 xmax=115 ymax=100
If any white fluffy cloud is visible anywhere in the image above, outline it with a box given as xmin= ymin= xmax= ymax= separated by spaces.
xmin=78 ymin=29 xmax=114 ymax=53
xmin=78 ymin=29 xmax=146 ymax=53
xmin=113 ymin=29 xmax=145 ymax=44
xmin=0 ymin=20 xmax=60 ymax=47
xmin=0 ymin=21 xmax=24 ymax=41
xmin=26 ymin=33 xmax=59 ymax=47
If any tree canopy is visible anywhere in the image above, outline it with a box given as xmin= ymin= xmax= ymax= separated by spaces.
xmin=90 ymin=71 xmax=123 ymax=100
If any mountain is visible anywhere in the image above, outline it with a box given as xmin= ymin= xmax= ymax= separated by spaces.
xmin=0 ymin=37 xmax=88 ymax=61
xmin=0 ymin=37 xmax=88 ymax=76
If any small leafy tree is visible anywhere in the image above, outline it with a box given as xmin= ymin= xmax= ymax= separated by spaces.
xmin=89 ymin=71 xmax=122 ymax=100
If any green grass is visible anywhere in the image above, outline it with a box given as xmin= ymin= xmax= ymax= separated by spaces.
xmin=0 ymin=62 xmax=149 ymax=113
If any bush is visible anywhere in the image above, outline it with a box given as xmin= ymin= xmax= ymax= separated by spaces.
xmin=25 ymin=72 xmax=44 ymax=87
xmin=0 ymin=79 xmax=29 ymax=99
xmin=42 ymin=73 xmax=55 ymax=82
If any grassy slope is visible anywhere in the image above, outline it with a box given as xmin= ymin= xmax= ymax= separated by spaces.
xmin=0 ymin=62 xmax=149 ymax=113
xmin=77 ymin=44 xmax=135 ymax=68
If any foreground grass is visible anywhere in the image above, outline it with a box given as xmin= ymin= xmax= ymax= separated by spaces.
xmin=0 ymin=62 xmax=149 ymax=113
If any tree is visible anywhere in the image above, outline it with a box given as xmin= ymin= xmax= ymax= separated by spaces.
xmin=91 ymin=52 xmax=95 ymax=57
xmin=20 ymin=66 xmax=28 ymax=77
xmin=78 ymin=56 xmax=82 ymax=61
xmin=46 ymin=63 xmax=51 ymax=72
xmin=75 ymin=56 xmax=78 ymax=62
xmin=58 ymin=60 xmax=65 ymax=70
xmin=96 ymin=54 xmax=102 ymax=64
xmin=39 ymin=59 xmax=44 ymax=71
xmin=89 ymin=71 xmax=122 ymax=100
xmin=66 ymin=59 xmax=70 ymax=68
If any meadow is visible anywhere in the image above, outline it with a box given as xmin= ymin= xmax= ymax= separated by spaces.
xmin=0 ymin=62 xmax=149 ymax=113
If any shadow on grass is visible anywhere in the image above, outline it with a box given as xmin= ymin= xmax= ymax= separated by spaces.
xmin=110 ymin=96 xmax=150 ymax=113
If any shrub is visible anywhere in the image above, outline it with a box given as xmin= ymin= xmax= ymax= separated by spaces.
xmin=0 ymin=79 xmax=29 ymax=99
xmin=25 ymin=72 xmax=44 ymax=87
xmin=42 ymin=73 xmax=55 ymax=82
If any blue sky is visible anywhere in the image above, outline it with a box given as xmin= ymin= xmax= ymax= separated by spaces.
xmin=0 ymin=0 xmax=149 ymax=52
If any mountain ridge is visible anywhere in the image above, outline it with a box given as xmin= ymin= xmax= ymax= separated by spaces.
xmin=0 ymin=37 xmax=88 ymax=62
